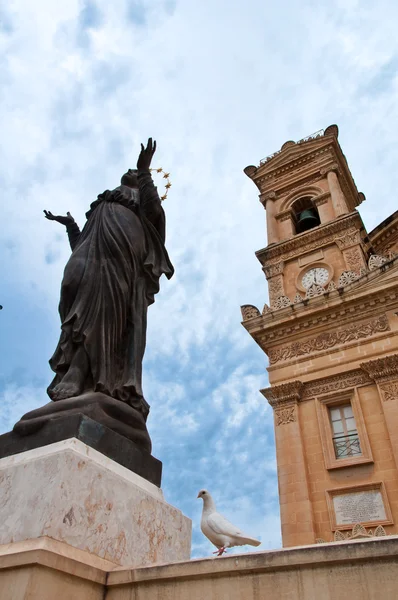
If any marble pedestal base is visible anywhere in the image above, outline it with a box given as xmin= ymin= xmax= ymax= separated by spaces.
xmin=0 ymin=439 xmax=191 ymax=567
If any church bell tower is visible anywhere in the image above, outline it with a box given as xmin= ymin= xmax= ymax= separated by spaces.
xmin=242 ymin=125 xmax=398 ymax=546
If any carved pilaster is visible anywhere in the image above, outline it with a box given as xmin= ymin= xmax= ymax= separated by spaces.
xmin=361 ymin=353 xmax=398 ymax=470
xmin=263 ymin=261 xmax=285 ymax=308
xmin=335 ymin=230 xmax=367 ymax=273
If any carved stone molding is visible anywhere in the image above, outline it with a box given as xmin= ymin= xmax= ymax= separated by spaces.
xmin=240 ymin=304 xmax=261 ymax=321
xmin=302 ymin=370 xmax=372 ymax=399
xmin=293 ymin=293 xmax=303 ymax=304
xmin=275 ymin=406 xmax=296 ymax=426
xmin=261 ymin=381 xmax=304 ymax=408
xmin=360 ymin=353 xmax=398 ymax=383
xmin=262 ymin=303 xmax=271 ymax=315
xmin=263 ymin=261 xmax=284 ymax=280
xmin=257 ymin=213 xmax=360 ymax=265
xmin=335 ymin=230 xmax=361 ymax=250
xmin=268 ymin=315 xmax=390 ymax=364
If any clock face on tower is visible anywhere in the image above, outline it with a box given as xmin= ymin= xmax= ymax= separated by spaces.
xmin=301 ymin=267 xmax=329 ymax=289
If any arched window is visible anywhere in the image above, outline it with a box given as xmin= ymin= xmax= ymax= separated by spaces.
xmin=291 ymin=197 xmax=320 ymax=234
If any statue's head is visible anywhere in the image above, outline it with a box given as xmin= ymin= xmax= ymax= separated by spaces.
xmin=121 ymin=168 xmax=138 ymax=188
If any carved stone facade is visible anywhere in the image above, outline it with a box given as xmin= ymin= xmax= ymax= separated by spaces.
xmin=242 ymin=126 xmax=398 ymax=548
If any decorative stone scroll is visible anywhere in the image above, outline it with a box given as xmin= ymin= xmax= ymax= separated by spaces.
xmin=240 ymin=304 xmax=261 ymax=321
xmin=273 ymin=295 xmax=291 ymax=310
xmin=305 ymin=283 xmax=325 ymax=299
xmin=338 ymin=270 xmax=360 ymax=287
xmin=293 ymin=293 xmax=303 ymax=304
xmin=262 ymin=303 xmax=271 ymax=315
xmin=327 ymin=281 xmax=337 ymax=292
xmin=369 ymin=254 xmax=388 ymax=270
xmin=268 ymin=315 xmax=390 ymax=364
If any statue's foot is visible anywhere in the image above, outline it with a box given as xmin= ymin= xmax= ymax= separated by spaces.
xmin=49 ymin=381 xmax=83 ymax=401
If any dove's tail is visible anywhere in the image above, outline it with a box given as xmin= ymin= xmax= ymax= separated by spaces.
xmin=236 ymin=535 xmax=261 ymax=547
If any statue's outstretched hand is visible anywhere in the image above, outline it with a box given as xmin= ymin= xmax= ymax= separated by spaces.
xmin=44 ymin=210 xmax=75 ymax=226
xmin=137 ymin=137 xmax=156 ymax=171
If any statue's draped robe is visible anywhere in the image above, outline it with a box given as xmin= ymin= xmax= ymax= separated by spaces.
xmin=48 ymin=172 xmax=173 ymax=419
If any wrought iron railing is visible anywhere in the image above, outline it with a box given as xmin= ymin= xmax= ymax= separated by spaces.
xmin=333 ymin=433 xmax=362 ymax=459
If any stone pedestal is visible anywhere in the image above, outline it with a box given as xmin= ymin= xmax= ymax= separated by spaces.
xmin=0 ymin=439 xmax=191 ymax=567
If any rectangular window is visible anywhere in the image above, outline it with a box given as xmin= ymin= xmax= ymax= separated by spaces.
xmin=329 ymin=403 xmax=362 ymax=459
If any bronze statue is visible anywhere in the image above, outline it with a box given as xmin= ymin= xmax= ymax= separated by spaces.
xmin=13 ymin=139 xmax=173 ymax=453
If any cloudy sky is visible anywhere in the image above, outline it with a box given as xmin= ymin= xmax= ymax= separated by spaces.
xmin=1 ymin=0 xmax=397 ymax=558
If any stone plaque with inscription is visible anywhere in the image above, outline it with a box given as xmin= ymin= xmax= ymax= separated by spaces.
xmin=333 ymin=489 xmax=387 ymax=526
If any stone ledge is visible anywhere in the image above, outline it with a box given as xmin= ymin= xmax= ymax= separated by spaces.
xmin=0 ymin=537 xmax=114 ymax=584
xmin=107 ymin=535 xmax=398 ymax=585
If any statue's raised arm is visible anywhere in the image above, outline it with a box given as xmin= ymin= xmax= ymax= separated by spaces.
xmin=15 ymin=138 xmax=174 ymax=455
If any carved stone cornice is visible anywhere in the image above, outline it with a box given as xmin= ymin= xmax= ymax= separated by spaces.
xmin=261 ymin=381 xmax=304 ymax=408
xmin=256 ymin=147 xmax=332 ymax=185
xmin=302 ymin=370 xmax=372 ymax=400
xmin=360 ymin=353 xmax=398 ymax=383
xmin=256 ymin=212 xmax=361 ymax=266
xmin=268 ymin=315 xmax=390 ymax=365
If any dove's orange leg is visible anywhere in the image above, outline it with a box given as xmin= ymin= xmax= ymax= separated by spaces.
xmin=213 ymin=547 xmax=227 ymax=556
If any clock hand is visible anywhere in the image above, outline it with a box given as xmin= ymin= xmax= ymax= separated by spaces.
xmin=314 ymin=271 xmax=317 ymax=284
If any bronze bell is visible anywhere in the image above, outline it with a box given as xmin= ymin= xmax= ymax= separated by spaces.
xmin=296 ymin=208 xmax=320 ymax=233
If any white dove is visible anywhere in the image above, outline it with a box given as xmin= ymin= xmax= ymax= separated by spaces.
xmin=197 ymin=489 xmax=261 ymax=556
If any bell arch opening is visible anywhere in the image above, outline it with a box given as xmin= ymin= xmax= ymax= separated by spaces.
xmin=291 ymin=197 xmax=321 ymax=234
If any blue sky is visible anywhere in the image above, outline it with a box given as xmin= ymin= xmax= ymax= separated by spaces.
xmin=1 ymin=0 xmax=398 ymax=558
